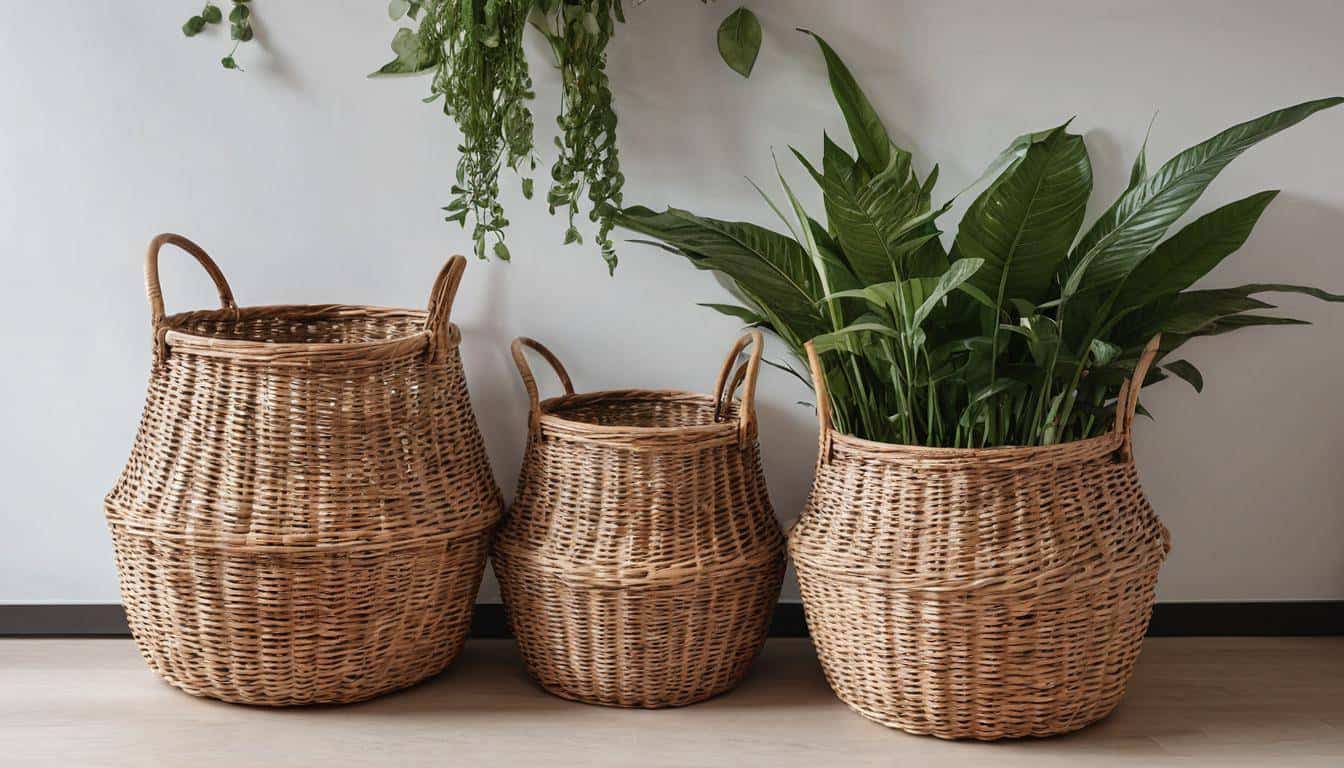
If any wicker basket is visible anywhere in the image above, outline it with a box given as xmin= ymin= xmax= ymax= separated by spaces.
xmin=493 ymin=331 xmax=786 ymax=708
xmin=104 ymin=234 xmax=503 ymax=706
xmin=791 ymin=337 xmax=1172 ymax=740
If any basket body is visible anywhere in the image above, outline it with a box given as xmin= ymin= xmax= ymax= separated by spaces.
xmin=105 ymin=241 xmax=501 ymax=706
xmin=495 ymin=335 xmax=785 ymax=708
xmin=791 ymin=433 xmax=1170 ymax=739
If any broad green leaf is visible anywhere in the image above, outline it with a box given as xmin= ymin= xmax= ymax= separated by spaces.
xmin=1229 ymin=283 xmax=1344 ymax=303
xmin=913 ymin=258 xmax=983 ymax=328
xmin=613 ymin=206 xmax=829 ymax=340
xmin=773 ymin=156 xmax=844 ymax=327
xmin=953 ymin=124 xmax=1092 ymax=307
xmin=811 ymin=321 xmax=902 ymax=353
xmin=799 ymin=29 xmax=891 ymax=174
xmin=821 ymin=133 xmax=860 ymax=190
xmin=698 ymin=303 xmax=767 ymax=326
xmin=1111 ymin=190 xmax=1279 ymax=310
xmin=1163 ymin=359 xmax=1203 ymax=392
xmin=957 ymin=281 xmax=996 ymax=311
xmin=1067 ymin=97 xmax=1343 ymax=300
xmin=967 ymin=377 xmax=1027 ymax=409
xmin=717 ymin=7 xmax=762 ymax=78
xmin=823 ymin=282 xmax=900 ymax=307
xmin=763 ymin=356 xmax=812 ymax=388
xmin=1122 ymin=289 xmax=1275 ymax=339
xmin=1001 ymin=314 xmax=1061 ymax=367
xmin=953 ymin=125 xmax=1055 ymax=200
xmin=1127 ymin=113 xmax=1157 ymax=193
xmin=793 ymin=146 xmax=947 ymax=284
xmin=1198 ymin=314 xmax=1309 ymax=335
xmin=370 ymin=27 xmax=436 ymax=77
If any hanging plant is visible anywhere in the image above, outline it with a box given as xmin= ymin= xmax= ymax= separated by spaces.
xmin=530 ymin=0 xmax=625 ymax=269
xmin=181 ymin=1 xmax=254 ymax=71
xmin=375 ymin=0 xmax=628 ymax=269
xmin=373 ymin=0 xmax=538 ymax=263
xmin=179 ymin=1 xmax=756 ymax=269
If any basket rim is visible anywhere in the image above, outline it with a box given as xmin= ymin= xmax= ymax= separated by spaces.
xmin=536 ymin=388 xmax=744 ymax=446
xmin=160 ymin=303 xmax=458 ymax=364
xmin=824 ymin=428 xmax=1126 ymax=468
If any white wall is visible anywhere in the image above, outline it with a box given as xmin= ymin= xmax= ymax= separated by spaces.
xmin=3 ymin=0 xmax=1342 ymax=604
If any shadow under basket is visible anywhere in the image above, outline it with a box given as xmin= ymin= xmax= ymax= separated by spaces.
xmin=104 ymin=234 xmax=502 ymax=706
xmin=493 ymin=332 xmax=786 ymax=708
xmin=789 ymin=338 xmax=1171 ymax=740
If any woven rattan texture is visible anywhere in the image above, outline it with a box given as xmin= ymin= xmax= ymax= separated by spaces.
xmin=105 ymin=235 xmax=502 ymax=706
xmin=494 ymin=334 xmax=786 ymax=708
xmin=789 ymin=338 xmax=1171 ymax=740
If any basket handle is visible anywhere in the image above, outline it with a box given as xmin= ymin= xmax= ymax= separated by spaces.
xmin=424 ymin=255 xmax=467 ymax=362
xmin=1113 ymin=334 xmax=1162 ymax=462
xmin=145 ymin=233 xmax=237 ymax=359
xmin=511 ymin=337 xmax=575 ymax=432
xmin=803 ymin=340 xmax=835 ymax=462
xmin=712 ymin=330 xmax=765 ymax=446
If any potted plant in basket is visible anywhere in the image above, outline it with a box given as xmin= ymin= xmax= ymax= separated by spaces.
xmin=611 ymin=31 xmax=1342 ymax=739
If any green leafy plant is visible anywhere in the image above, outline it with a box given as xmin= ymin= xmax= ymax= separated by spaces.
xmin=178 ymin=2 xmax=757 ymax=267
xmin=372 ymin=0 xmax=647 ymax=270
xmin=181 ymin=1 xmax=254 ymax=71
xmin=613 ymin=31 xmax=1343 ymax=447
xmin=531 ymin=0 xmax=626 ymax=267
xmin=373 ymin=0 xmax=537 ymax=263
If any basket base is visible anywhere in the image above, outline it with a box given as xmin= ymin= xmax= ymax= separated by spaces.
xmin=834 ymin=690 xmax=1124 ymax=740
xmin=532 ymin=673 xmax=749 ymax=709
xmin=146 ymin=652 xmax=462 ymax=707
xmin=496 ymin=556 xmax=785 ymax=711
xmin=113 ymin=529 xmax=492 ymax=707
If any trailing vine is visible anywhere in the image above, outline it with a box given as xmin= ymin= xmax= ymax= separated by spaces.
xmin=178 ymin=1 xmax=760 ymax=271
xmin=375 ymin=1 xmax=538 ymax=262
xmin=532 ymin=0 xmax=625 ymax=270
xmin=181 ymin=0 xmax=254 ymax=71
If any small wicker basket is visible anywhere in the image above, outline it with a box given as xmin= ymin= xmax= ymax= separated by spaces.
xmin=791 ymin=337 xmax=1171 ymax=740
xmin=104 ymin=234 xmax=502 ymax=706
xmin=493 ymin=331 xmax=786 ymax=708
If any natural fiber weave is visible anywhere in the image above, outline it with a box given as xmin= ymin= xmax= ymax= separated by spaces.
xmin=494 ymin=332 xmax=786 ymax=708
xmin=105 ymin=234 xmax=502 ymax=706
xmin=791 ymin=336 xmax=1171 ymax=740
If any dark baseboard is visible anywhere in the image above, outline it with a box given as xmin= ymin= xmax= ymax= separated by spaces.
xmin=2 ymin=601 xmax=1339 ymax=638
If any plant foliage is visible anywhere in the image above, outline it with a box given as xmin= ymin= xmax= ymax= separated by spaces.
xmin=181 ymin=1 xmax=253 ymax=71
xmin=717 ymin=7 xmax=762 ymax=78
xmin=181 ymin=1 xmax=759 ymax=271
xmin=372 ymin=0 xmax=626 ymax=268
xmin=613 ymin=31 xmax=1343 ymax=447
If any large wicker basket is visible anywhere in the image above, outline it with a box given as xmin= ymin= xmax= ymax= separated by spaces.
xmin=791 ymin=337 xmax=1171 ymax=740
xmin=493 ymin=331 xmax=786 ymax=708
xmin=104 ymin=234 xmax=502 ymax=706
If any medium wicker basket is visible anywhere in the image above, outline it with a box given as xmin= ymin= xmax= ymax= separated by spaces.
xmin=493 ymin=331 xmax=786 ymax=708
xmin=791 ymin=337 xmax=1172 ymax=740
xmin=104 ymin=234 xmax=503 ymax=706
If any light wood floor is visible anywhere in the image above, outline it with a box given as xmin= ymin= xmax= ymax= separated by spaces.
xmin=3 ymin=637 xmax=1341 ymax=767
